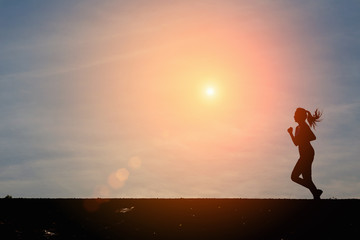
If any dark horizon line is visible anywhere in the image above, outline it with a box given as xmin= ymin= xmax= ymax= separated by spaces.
xmin=2 ymin=197 xmax=359 ymax=200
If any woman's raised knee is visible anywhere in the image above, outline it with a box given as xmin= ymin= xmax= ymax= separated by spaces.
xmin=291 ymin=173 xmax=299 ymax=182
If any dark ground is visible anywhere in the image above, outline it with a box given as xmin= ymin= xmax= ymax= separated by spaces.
xmin=0 ymin=198 xmax=359 ymax=239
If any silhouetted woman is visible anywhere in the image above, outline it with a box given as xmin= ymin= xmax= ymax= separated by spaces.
xmin=287 ymin=108 xmax=323 ymax=200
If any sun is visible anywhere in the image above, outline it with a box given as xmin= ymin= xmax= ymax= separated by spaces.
xmin=205 ymin=87 xmax=215 ymax=96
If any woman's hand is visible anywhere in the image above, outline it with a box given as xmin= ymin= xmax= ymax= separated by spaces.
xmin=287 ymin=127 xmax=293 ymax=134
xmin=288 ymin=127 xmax=298 ymax=146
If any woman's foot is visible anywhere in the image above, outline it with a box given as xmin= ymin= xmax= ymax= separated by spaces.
xmin=313 ymin=189 xmax=323 ymax=200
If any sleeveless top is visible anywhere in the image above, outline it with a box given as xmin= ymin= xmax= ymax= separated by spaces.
xmin=295 ymin=124 xmax=315 ymax=158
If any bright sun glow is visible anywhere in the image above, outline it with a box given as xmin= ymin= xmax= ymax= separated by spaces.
xmin=206 ymin=87 xmax=215 ymax=96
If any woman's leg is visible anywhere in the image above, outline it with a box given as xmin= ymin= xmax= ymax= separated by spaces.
xmin=291 ymin=158 xmax=309 ymax=188
xmin=302 ymin=160 xmax=323 ymax=199
xmin=292 ymin=157 xmax=322 ymax=199
xmin=301 ymin=160 xmax=318 ymax=194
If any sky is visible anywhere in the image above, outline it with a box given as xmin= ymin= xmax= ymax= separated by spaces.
xmin=1 ymin=0 xmax=360 ymax=199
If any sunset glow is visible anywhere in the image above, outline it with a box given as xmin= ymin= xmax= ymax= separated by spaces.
xmin=0 ymin=0 xmax=312 ymax=197
xmin=205 ymin=87 xmax=215 ymax=96
xmin=2 ymin=0 xmax=360 ymax=199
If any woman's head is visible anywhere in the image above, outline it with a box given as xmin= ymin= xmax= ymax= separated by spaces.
xmin=294 ymin=108 xmax=323 ymax=129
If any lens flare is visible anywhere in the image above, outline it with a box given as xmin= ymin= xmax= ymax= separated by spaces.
xmin=108 ymin=168 xmax=130 ymax=189
xmin=115 ymin=168 xmax=130 ymax=181
xmin=128 ymin=156 xmax=142 ymax=169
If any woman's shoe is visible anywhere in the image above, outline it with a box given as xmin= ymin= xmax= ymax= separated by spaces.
xmin=314 ymin=189 xmax=323 ymax=200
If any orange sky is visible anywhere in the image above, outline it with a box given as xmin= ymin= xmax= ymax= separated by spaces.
xmin=56 ymin=1 xmax=324 ymax=197
xmin=2 ymin=0 xmax=360 ymax=198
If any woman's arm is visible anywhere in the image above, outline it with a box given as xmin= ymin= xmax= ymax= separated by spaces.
xmin=287 ymin=127 xmax=299 ymax=146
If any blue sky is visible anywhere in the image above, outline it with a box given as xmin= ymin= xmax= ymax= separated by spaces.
xmin=1 ymin=0 xmax=360 ymax=198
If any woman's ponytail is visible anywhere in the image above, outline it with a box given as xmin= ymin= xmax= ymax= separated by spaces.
xmin=306 ymin=109 xmax=323 ymax=129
